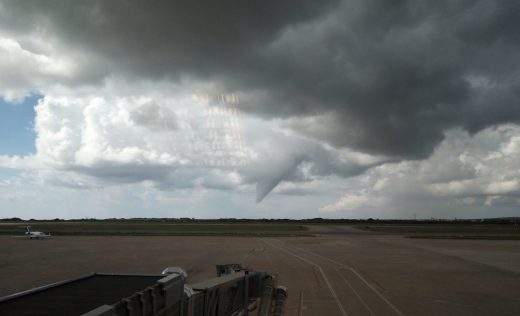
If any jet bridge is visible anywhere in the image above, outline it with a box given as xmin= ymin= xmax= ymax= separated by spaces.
xmin=0 ymin=264 xmax=287 ymax=316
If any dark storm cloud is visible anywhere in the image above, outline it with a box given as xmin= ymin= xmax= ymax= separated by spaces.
xmin=245 ymin=0 xmax=520 ymax=159
xmin=2 ymin=0 xmax=520 ymax=159
xmin=0 ymin=0 xmax=336 ymax=78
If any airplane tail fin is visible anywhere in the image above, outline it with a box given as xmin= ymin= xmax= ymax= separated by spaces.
xmin=25 ymin=226 xmax=31 ymax=235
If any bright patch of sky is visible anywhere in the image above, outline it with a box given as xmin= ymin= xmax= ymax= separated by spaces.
xmin=0 ymin=94 xmax=40 ymax=155
xmin=0 ymin=167 xmax=22 ymax=178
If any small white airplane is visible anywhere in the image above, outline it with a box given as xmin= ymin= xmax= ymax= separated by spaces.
xmin=22 ymin=226 xmax=51 ymax=239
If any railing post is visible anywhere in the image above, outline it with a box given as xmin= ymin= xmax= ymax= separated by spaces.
xmin=243 ymin=270 xmax=249 ymax=316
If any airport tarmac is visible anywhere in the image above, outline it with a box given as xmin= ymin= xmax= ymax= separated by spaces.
xmin=1 ymin=228 xmax=519 ymax=315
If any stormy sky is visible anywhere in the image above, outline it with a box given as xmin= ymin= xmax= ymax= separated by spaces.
xmin=0 ymin=0 xmax=519 ymax=219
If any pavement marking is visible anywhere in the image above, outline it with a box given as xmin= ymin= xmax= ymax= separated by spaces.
xmin=298 ymin=290 xmax=304 ymax=316
xmin=312 ymin=266 xmax=323 ymax=288
xmin=264 ymin=240 xmax=349 ymax=316
xmin=346 ymin=267 xmax=404 ymax=316
xmin=335 ymin=267 xmax=376 ymax=316
xmin=277 ymin=240 xmax=405 ymax=316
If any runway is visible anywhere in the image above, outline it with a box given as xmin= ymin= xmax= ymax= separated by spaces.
xmin=1 ymin=230 xmax=519 ymax=315
xmin=263 ymin=238 xmax=404 ymax=316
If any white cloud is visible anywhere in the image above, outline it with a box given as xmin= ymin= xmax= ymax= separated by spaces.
xmin=0 ymin=154 xmax=41 ymax=169
xmin=320 ymin=126 xmax=520 ymax=216
xmin=320 ymin=190 xmax=387 ymax=212
xmin=2 ymin=79 xmax=520 ymax=219
xmin=195 ymin=169 xmax=242 ymax=190
xmin=0 ymin=36 xmax=79 ymax=102
xmin=0 ymin=75 xmax=388 ymax=214
xmin=30 ymin=85 xmax=258 ymax=187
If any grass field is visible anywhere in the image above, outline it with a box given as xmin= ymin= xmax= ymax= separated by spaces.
xmin=354 ymin=223 xmax=520 ymax=239
xmin=2 ymin=221 xmax=519 ymax=239
xmin=0 ymin=221 xmax=311 ymax=237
